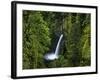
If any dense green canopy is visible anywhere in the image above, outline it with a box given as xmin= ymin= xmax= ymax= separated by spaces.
xmin=23 ymin=10 xmax=91 ymax=69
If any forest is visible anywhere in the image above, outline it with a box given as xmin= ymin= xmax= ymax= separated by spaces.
xmin=23 ymin=10 xmax=91 ymax=69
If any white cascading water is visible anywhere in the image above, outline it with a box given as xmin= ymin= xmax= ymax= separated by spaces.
xmin=44 ymin=34 xmax=63 ymax=60
xmin=54 ymin=34 xmax=63 ymax=56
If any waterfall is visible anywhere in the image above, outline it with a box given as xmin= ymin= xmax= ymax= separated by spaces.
xmin=55 ymin=34 xmax=63 ymax=56
xmin=44 ymin=34 xmax=63 ymax=61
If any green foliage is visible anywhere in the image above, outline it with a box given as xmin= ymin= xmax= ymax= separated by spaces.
xmin=23 ymin=11 xmax=51 ymax=69
xmin=79 ymin=24 xmax=91 ymax=66
xmin=23 ymin=11 xmax=91 ymax=69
